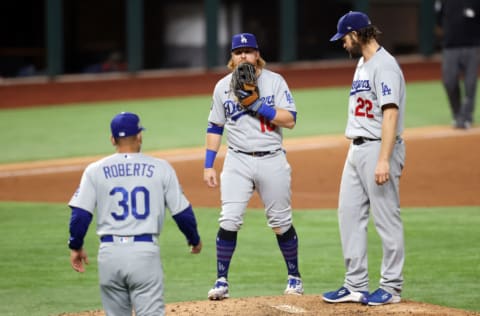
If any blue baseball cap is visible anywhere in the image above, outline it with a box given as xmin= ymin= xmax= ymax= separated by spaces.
xmin=110 ymin=112 xmax=145 ymax=138
xmin=231 ymin=33 xmax=259 ymax=51
xmin=330 ymin=11 xmax=371 ymax=41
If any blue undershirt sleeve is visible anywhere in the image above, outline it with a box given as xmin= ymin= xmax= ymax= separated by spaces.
xmin=289 ymin=111 xmax=297 ymax=122
xmin=206 ymin=122 xmax=224 ymax=135
xmin=172 ymin=205 xmax=201 ymax=247
xmin=68 ymin=206 xmax=93 ymax=250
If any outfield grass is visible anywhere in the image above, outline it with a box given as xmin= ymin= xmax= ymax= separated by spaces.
xmin=1 ymin=80 xmax=479 ymax=315
xmin=2 ymin=80 xmax=476 ymax=164
xmin=0 ymin=202 xmax=478 ymax=315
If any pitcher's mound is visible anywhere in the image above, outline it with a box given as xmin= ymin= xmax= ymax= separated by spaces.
xmin=60 ymin=295 xmax=480 ymax=316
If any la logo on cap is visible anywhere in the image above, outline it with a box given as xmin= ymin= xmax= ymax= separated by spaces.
xmin=231 ymin=32 xmax=258 ymax=51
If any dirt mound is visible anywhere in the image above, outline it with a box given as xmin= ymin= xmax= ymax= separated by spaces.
xmin=59 ymin=295 xmax=480 ymax=316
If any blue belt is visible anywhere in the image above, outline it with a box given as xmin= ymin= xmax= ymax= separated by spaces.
xmin=100 ymin=234 xmax=154 ymax=242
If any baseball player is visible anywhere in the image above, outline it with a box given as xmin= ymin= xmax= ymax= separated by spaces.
xmin=203 ymin=33 xmax=303 ymax=300
xmin=322 ymin=12 xmax=406 ymax=306
xmin=68 ymin=112 xmax=202 ymax=316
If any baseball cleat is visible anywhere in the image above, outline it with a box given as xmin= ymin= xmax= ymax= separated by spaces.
xmin=367 ymin=288 xmax=401 ymax=306
xmin=284 ymin=275 xmax=304 ymax=295
xmin=207 ymin=277 xmax=229 ymax=300
xmin=322 ymin=286 xmax=368 ymax=304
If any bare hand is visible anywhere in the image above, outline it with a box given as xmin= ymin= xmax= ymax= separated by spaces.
xmin=204 ymin=168 xmax=218 ymax=188
xmin=70 ymin=248 xmax=89 ymax=272
xmin=375 ymin=160 xmax=390 ymax=185
xmin=190 ymin=240 xmax=202 ymax=254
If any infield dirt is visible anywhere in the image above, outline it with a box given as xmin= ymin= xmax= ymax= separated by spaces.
xmin=2 ymin=58 xmax=479 ymax=315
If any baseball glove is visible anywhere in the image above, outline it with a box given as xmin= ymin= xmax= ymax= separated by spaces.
xmin=231 ymin=62 xmax=260 ymax=110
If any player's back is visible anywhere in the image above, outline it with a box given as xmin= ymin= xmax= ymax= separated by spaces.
xmin=85 ymin=153 xmax=175 ymax=236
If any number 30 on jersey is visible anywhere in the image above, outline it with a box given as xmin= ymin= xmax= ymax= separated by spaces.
xmin=110 ymin=186 xmax=150 ymax=220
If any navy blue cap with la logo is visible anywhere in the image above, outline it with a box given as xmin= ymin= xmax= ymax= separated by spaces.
xmin=231 ymin=33 xmax=259 ymax=51
xmin=330 ymin=11 xmax=371 ymax=41
xmin=110 ymin=112 xmax=145 ymax=138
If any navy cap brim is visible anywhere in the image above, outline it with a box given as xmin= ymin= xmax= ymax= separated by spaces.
xmin=231 ymin=45 xmax=258 ymax=51
xmin=330 ymin=32 xmax=345 ymax=42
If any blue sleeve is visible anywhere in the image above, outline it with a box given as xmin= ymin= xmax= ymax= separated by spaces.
xmin=206 ymin=122 xmax=224 ymax=135
xmin=68 ymin=207 xmax=93 ymax=250
xmin=289 ymin=111 xmax=297 ymax=122
xmin=172 ymin=205 xmax=200 ymax=246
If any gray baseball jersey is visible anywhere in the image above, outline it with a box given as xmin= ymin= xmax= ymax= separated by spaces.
xmin=345 ymin=48 xmax=405 ymax=139
xmin=209 ymin=69 xmax=296 ymax=151
xmin=339 ymin=47 xmax=406 ymax=295
xmin=69 ymin=152 xmax=190 ymax=315
xmin=208 ymin=68 xmax=296 ymax=232
xmin=69 ymin=152 xmax=189 ymax=234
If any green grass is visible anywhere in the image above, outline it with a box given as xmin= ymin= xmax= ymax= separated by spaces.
xmin=0 ymin=96 xmax=211 ymax=163
xmin=1 ymin=79 xmax=479 ymax=315
xmin=0 ymin=202 xmax=478 ymax=315
xmin=2 ymin=80 xmax=476 ymax=164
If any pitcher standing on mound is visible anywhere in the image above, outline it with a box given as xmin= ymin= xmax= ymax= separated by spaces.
xmin=322 ymin=11 xmax=407 ymax=306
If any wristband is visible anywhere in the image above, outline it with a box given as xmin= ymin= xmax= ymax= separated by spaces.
xmin=257 ymin=104 xmax=277 ymax=121
xmin=204 ymin=149 xmax=217 ymax=168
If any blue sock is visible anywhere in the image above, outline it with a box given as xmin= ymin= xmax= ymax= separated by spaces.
xmin=276 ymin=225 xmax=300 ymax=277
xmin=216 ymin=228 xmax=237 ymax=279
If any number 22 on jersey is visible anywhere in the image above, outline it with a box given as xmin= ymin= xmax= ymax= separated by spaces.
xmin=355 ymin=97 xmax=374 ymax=118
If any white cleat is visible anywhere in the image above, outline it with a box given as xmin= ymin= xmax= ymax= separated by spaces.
xmin=208 ymin=277 xmax=229 ymax=300
xmin=284 ymin=275 xmax=304 ymax=295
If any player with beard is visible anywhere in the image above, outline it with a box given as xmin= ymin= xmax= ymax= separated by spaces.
xmin=322 ymin=11 xmax=407 ymax=306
